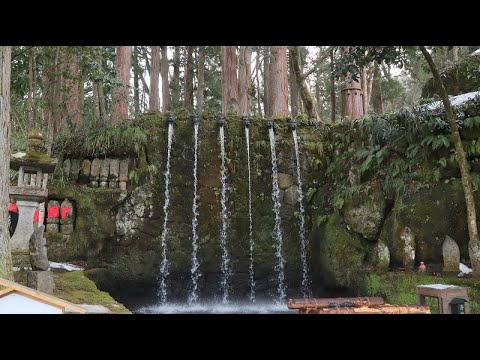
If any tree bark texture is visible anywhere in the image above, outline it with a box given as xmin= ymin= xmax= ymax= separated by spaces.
xmin=0 ymin=46 xmax=13 ymax=280
xmin=112 ymin=46 xmax=132 ymax=124
xmin=149 ymin=46 xmax=160 ymax=111
xmin=268 ymin=46 xmax=289 ymax=118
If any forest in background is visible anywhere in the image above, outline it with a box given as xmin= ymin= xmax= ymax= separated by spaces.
xmin=9 ymin=46 xmax=478 ymax=154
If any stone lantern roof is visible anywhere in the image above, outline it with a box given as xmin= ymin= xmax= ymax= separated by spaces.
xmin=10 ymin=130 xmax=57 ymax=172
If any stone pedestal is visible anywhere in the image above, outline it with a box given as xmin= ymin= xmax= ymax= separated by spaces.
xmin=11 ymin=200 xmax=39 ymax=251
xmin=27 ymin=270 xmax=55 ymax=294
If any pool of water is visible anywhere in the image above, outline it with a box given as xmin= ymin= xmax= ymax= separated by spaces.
xmin=135 ymin=301 xmax=296 ymax=314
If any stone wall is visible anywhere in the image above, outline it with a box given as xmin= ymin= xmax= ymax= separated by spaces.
xmin=47 ymin=114 xmax=322 ymax=300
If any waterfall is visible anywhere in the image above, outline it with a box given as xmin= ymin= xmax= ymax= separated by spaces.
xmin=158 ymin=121 xmax=174 ymax=303
xmin=268 ymin=126 xmax=286 ymax=303
xmin=219 ymin=124 xmax=231 ymax=304
xmin=292 ymin=128 xmax=312 ymax=297
xmin=188 ymin=120 xmax=201 ymax=304
xmin=245 ymin=124 xmax=255 ymax=302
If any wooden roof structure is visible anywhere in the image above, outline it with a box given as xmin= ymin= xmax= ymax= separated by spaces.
xmin=0 ymin=278 xmax=87 ymax=314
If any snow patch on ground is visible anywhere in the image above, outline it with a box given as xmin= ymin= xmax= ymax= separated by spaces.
xmin=417 ymin=284 xmax=457 ymax=290
xmin=49 ymin=262 xmax=84 ymax=271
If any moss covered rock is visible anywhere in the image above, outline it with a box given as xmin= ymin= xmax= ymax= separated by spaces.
xmin=379 ymin=181 xmax=480 ymax=267
xmin=422 ymin=55 xmax=480 ymax=99
xmin=342 ymin=185 xmax=386 ymax=241
xmin=311 ymin=214 xmax=371 ymax=289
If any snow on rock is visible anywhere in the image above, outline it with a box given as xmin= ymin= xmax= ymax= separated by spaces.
xmin=472 ymin=49 xmax=480 ymax=56
xmin=423 ymin=91 xmax=480 ymax=111
xmin=417 ymin=284 xmax=457 ymax=290
xmin=49 ymin=262 xmax=84 ymax=271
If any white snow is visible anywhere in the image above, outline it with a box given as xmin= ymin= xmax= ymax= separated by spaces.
xmin=49 ymin=262 xmax=84 ymax=271
xmin=417 ymin=284 xmax=457 ymax=290
xmin=459 ymin=262 xmax=473 ymax=274
xmin=472 ymin=49 xmax=480 ymax=56
xmin=424 ymin=91 xmax=480 ymax=111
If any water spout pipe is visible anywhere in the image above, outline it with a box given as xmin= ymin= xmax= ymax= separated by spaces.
xmin=167 ymin=113 xmax=176 ymax=125
xmin=265 ymin=119 xmax=273 ymax=129
xmin=217 ymin=114 xmax=226 ymax=127
xmin=192 ymin=113 xmax=200 ymax=125
xmin=243 ymin=116 xmax=251 ymax=128
xmin=288 ymin=118 xmax=297 ymax=130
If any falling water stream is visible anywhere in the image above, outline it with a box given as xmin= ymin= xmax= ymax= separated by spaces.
xmin=268 ymin=126 xmax=286 ymax=303
xmin=188 ymin=120 xmax=201 ymax=304
xmin=292 ymin=128 xmax=312 ymax=297
xmin=158 ymin=121 xmax=174 ymax=303
xmin=219 ymin=124 xmax=231 ymax=304
xmin=245 ymin=124 xmax=255 ymax=302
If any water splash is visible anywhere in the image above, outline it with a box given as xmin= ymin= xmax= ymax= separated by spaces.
xmin=268 ymin=126 xmax=286 ymax=303
xmin=158 ymin=121 xmax=174 ymax=303
xmin=188 ymin=121 xmax=201 ymax=304
xmin=292 ymin=128 xmax=312 ymax=297
xmin=137 ymin=301 xmax=295 ymax=314
xmin=219 ymin=124 xmax=231 ymax=304
xmin=245 ymin=125 xmax=255 ymax=302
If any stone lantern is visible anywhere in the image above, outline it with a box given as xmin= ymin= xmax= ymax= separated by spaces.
xmin=9 ymin=130 xmax=57 ymax=252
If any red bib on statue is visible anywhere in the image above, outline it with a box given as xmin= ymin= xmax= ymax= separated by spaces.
xmin=47 ymin=206 xmax=60 ymax=218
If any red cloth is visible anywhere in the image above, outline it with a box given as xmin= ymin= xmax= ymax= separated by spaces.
xmin=33 ymin=210 xmax=39 ymax=223
xmin=61 ymin=207 xmax=71 ymax=219
xmin=47 ymin=206 xmax=60 ymax=218
xmin=8 ymin=203 xmax=18 ymax=213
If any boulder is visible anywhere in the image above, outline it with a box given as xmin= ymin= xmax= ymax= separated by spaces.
xmin=27 ymin=270 xmax=54 ymax=294
xmin=277 ymin=173 xmax=294 ymax=190
xmin=29 ymin=225 xmax=49 ymax=271
xmin=342 ymin=186 xmax=386 ymax=241
xmin=443 ymin=235 xmax=460 ymax=271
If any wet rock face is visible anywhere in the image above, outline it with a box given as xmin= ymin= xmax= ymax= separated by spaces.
xmin=115 ymin=185 xmax=153 ymax=239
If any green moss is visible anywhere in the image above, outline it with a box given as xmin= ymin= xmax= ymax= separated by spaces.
xmin=311 ymin=213 xmax=371 ymax=289
xmin=53 ymin=270 xmax=131 ymax=314
xmin=422 ymin=56 xmax=480 ymax=99
xmin=363 ymin=272 xmax=480 ymax=314
xmin=22 ymin=150 xmax=55 ymax=164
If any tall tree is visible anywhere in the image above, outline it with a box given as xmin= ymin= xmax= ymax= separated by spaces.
xmin=196 ymin=46 xmax=205 ymax=113
xmin=288 ymin=49 xmax=299 ymax=118
xmin=112 ymin=46 xmax=132 ymax=124
xmin=255 ymin=50 xmax=263 ymax=116
xmin=330 ymin=48 xmax=336 ymax=122
xmin=133 ymin=47 xmax=140 ymax=116
xmin=420 ymin=46 xmax=480 ymax=274
xmin=371 ymin=61 xmax=383 ymax=114
xmin=184 ymin=46 xmax=194 ymax=108
xmin=0 ymin=46 xmax=13 ymax=280
xmin=95 ymin=46 xmax=107 ymax=122
xmin=161 ymin=46 xmax=169 ymax=112
xmin=263 ymin=46 xmax=270 ymax=117
xmin=171 ymin=46 xmax=181 ymax=108
xmin=44 ymin=46 xmax=63 ymax=150
xmin=360 ymin=66 xmax=368 ymax=115
xmin=64 ymin=47 xmax=82 ymax=125
xmin=289 ymin=46 xmax=319 ymax=120
xmin=27 ymin=47 xmax=35 ymax=126
xmin=221 ymin=46 xmax=239 ymax=114
xmin=268 ymin=46 xmax=289 ymax=118
xmin=238 ymin=46 xmax=251 ymax=116
xmin=149 ymin=46 xmax=160 ymax=111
